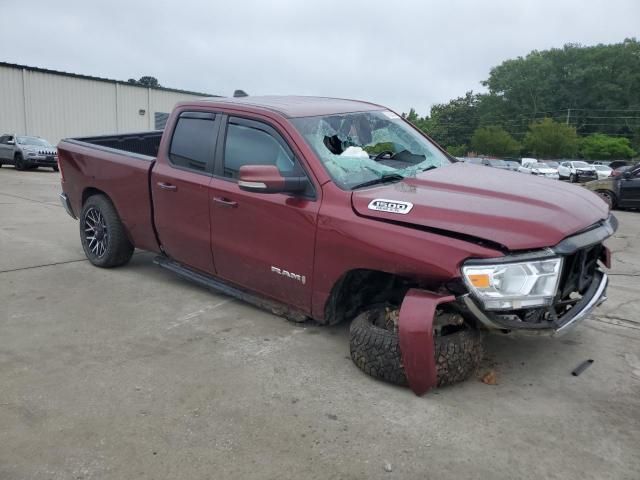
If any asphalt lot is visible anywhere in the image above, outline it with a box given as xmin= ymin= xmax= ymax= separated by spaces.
xmin=1 ymin=167 xmax=639 ymax=480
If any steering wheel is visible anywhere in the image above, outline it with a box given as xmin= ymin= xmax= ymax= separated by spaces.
xmin=373 ymin=150 xmax=395 ymax=161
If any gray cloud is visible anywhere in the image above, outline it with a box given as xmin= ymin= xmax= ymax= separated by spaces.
xmin=3 ymin=0 xmax=639 ymax=114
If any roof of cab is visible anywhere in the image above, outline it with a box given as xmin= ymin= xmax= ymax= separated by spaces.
xmin=193 ymin=95 xmax=387 ymax=118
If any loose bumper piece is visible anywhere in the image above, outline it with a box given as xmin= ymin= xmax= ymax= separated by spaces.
xmin=398 ymin=289 xmax=455 ymax=396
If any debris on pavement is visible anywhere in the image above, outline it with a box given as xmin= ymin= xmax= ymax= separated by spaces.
xmin=572 ymin=359 xmax=594 ymax=376
xmin=481 ymin=370 xmax=498 ymax=385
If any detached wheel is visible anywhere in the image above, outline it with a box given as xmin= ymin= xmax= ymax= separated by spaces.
xmin=14 ymin=153 xmax=27 ymax=171
xmin=596 ymin=190 xmax=616 ymax=209
xmin=349 ymin=307 xmax=483 ymax=388
xmin=80 ymin=195 xmax=134 ymax=268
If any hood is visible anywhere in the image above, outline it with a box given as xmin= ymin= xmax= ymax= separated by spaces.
xmin=351 ymin=163 xmax=609 ymax=251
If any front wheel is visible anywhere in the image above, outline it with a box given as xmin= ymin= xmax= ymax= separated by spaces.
xmin=80 ymin=195 xmax=134 ymax=268
xmin=14 ymin=153 xmax=28 ymax=171
xmin=52 ymin=165 xmax=59 ymax=172
xmin=569 ymin=173 xmax=577 ymax=183
xmin=349 ymin=307 xmax=483 ymax=388
xmin=596 ymin=190 xmax=616 ymax=210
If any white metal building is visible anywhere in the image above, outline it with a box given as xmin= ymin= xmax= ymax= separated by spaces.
xmin=0 ymin=62 xmax=216 ymax=144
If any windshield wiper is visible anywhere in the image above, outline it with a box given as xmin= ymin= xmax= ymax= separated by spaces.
xmin=351 ymin=173 xmax=405 ymax=190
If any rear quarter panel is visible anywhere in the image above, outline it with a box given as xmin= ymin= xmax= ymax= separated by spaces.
xmin=58 ymin=141 xmax=160 ymax=252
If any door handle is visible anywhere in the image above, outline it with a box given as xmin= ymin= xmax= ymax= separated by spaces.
xmin=157 ymin=182 xmax=177 ymax=191
xmin=213 ymin=196 xmax=238 ymax=208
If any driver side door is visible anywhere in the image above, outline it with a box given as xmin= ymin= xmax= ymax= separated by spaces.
xmin=208 ymin=115 xmax=320 ymax=311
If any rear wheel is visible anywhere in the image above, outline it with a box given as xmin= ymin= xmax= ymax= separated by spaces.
xmin=14 ymin=153 xmax=27 ymax=171
xmin=80 ymin=195 xmax=134 ymax=268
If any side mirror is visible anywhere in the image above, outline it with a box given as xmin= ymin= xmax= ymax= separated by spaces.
xmin=238 ymin=165 xmax=307 ymax=194
xmin=622 ymin=171 xmax=632 ymax=179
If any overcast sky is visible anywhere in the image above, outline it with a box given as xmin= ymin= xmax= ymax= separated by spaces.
xmin=3 ymin=0 xmax=639 ymax=114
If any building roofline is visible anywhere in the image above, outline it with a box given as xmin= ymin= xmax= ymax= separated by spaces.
xmin=0 ymin=61 xmax=220 ymax=98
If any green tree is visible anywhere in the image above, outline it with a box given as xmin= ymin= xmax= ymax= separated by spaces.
xmin=427 ymin=91 xmax=480 ymax=148
xmin=446 ymin=145 xmax=467 ymax=157
xmin=580 ymin=134 xmax=635 ymax=159
xmin=523 ymin=118 xmax=579 ymax=158
xmin=127 ymin=76 xmax=161 ymax=87
xmin=470 ymin=126 xmax=521 ymax=157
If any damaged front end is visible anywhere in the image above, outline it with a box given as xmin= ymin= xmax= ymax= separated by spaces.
xmin=457 ymin=216 xmax=616 ymax=336
xmin=395 ymin=216 xmax=615 ymax=396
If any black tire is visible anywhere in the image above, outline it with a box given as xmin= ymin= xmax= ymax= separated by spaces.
xmin=569 ymin=173 xmax=577 ymax=183
xmin=80 ymin=195 xmax=134 ymax=268
xmin=350 ymin=307 xmax=483 ymax=388
xmin=52 ymin=165 xmax=59 ymax=172
xmin=14 ymin=153 xmax=28 ymax=171
xmin=596 ymin=190 xmax=616 ymax=209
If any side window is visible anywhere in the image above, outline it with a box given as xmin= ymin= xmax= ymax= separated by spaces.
xmin=169 ymin=113 xmax=217 ymax=173
xmin=223 ymin=120 xmax=295 ymax=179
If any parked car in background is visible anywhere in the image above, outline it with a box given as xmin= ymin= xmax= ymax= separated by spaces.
xmin=585 ymin=164 xmax=640 ymax=209
xmin=557 ymin=161 xmax=597 ymax=182
xmin=461 ymin=157 xmax=483 ymax=165
xmin=609 ymin=160 xmax=629 ymax=170
xmin=505 ymin=160 xmax=520 ymax=171
xmin=482 ymin=158 xmax=511 ymax=170
xmin=593 ymin=164 xmax=613 ymax=180
xmin=0 ymin=134 xmax=58 ymax=171
xmin=518 ymin=160 xmax=559 ymax=179
xmin=612 ymin=165 xmax=633 ymax=177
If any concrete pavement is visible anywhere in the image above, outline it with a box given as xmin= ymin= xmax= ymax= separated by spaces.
xmin=1 ymin=166 xmax=639 ymax=480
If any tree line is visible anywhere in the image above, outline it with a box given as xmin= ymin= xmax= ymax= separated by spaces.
xmin=404 ymin=39 xmax=640 ymax=159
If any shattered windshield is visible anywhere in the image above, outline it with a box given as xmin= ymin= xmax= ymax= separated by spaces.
xmin=291 ymin=111 xmax=450 ymax=189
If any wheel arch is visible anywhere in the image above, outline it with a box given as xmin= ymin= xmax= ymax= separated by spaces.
xmin=323 ymin=268 xmax=417 ymax=325
xmin=82 ymin=187 xmax=110 ymax=206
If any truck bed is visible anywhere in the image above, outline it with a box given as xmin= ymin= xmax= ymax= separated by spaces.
xmin=57 ymin=131 xmax=161 ymax=253
xmin=74 ymin=131 xmax=163 ymax=158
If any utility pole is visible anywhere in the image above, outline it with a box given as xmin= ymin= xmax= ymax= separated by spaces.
xmin=566 ymin=108 xmax=571 ymax=125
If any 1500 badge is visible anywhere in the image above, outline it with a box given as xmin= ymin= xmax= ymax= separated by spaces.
xmin=367 ymin=199 xmax=414 ymax=215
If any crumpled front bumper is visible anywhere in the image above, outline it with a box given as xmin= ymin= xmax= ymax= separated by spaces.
xmin=461 ymin=269 xmax=608 ymax=337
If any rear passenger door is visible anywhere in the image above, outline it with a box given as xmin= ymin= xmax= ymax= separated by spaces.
xmin=151 ymin=111 xmax=220 ymax=275
xmin=208 ymin=115 xmax=320 ymax=311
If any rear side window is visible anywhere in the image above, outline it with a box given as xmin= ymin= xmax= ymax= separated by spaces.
xmin=223 ymin=121 xmax=295 ymax=179
xmin=169 ymin=113 xmax=217 ymax=172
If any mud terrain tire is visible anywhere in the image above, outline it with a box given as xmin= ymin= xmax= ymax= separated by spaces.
xmin=349 ymin=307 xmax=483 ymax=387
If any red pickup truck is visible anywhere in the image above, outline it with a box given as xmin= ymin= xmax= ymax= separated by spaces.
xmin=58 ymin=96 xmax=615 ymax=395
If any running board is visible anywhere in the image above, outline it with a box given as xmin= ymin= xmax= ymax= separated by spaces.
xmin=153 ymin=256 xmax=308 ymax=323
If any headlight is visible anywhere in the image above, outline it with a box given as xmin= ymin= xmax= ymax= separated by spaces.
xmin=462 ymin=257 xmax=563 ymax=310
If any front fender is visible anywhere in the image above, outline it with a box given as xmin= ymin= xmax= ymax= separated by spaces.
xmin=398 ymin=289 xmax=455 ymax=396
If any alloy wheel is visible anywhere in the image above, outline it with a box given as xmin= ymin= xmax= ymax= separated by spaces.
xmin=84 ymin=207 xmax=109 ymax=258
